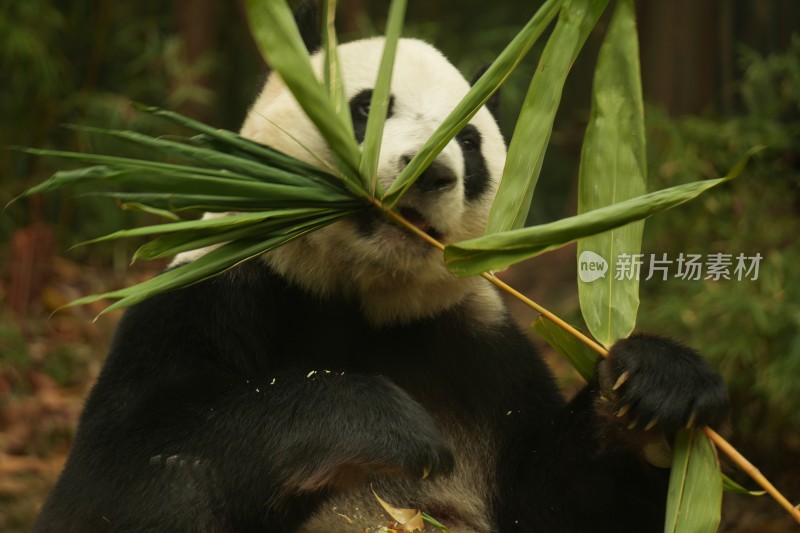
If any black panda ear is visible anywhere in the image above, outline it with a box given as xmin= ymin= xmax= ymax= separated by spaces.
xmin=295 ymin=0 xmax=322 ymax=53
xmin=471 ymin=65 xmax=501 ymax=123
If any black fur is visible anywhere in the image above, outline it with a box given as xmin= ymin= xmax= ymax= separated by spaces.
xmin=456 ymin=124 xmax=491 ymax=200
xmin=35 ymin=259 xmax=728 ymax=532
xmin=349 ymin=89 xmax=395 ymax=144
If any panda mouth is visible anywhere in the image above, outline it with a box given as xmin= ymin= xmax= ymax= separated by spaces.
xmin=397 ymin=207 xmax=442 ymax=240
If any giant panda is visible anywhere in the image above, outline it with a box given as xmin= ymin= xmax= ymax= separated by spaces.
xmin=34 ymin=18 xmax=729 ymax=533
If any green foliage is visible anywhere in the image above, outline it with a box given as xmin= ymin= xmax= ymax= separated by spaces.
xmin=665 ymin=430 xmax=723 ymax=532
xmin=358 ymin=0 xmax=406 ymax=194
xmin=531 ymin=316 xmax=598 ymax=381
xmin=486 ymin=0 xmax=607 ymax=233
xmin=639 ymin=37 xmax=800 ymax=446
xmin=444 ymin=174 xmax=739 ymax=276
xmin=595 ymin=32 xmax=800 ymax=522
xmin=577 ymin=0 xmax=645 ymax=348
xmin=0 ymin=0 xmax=240 ymax=256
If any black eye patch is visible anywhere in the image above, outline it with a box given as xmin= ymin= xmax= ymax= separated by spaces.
xmin=349 ymin=89 xmax=395 ymax=144
xmin=456 ymin=124 xmax=490 ymax=201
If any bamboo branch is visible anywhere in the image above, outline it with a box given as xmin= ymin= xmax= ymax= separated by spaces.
xmin=374 ymin=197 xmax=800 ymax=525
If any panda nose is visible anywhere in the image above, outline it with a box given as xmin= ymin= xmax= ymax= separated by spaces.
xmin=401 ymin=155 xmax=457 ymax=193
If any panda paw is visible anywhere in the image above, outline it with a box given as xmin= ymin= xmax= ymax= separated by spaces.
xmin=287 ymin=377 xmax=454 ymax=493
xmin=383 ymin=420 xmax=455 ymax=481
xmin=361 ymin=381 xmax=455 ymax=480
xmin=596 ymin=333 xmax=729 ymax=437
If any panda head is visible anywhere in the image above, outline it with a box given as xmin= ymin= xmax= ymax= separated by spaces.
xmin=240 ymin=37 xmax=508 ymax=325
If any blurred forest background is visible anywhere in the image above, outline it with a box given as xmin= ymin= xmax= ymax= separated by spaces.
xmin=1 ymin=0 xmax=799 ymax=531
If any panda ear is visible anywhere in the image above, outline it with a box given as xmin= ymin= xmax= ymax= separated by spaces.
xmin=470 ymin=65 xmax=501 ymax=123
xmin=295 ymin=0 xmax=322 ymax=53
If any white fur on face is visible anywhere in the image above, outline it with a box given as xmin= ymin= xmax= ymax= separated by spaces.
xmin=187 ymin=38 xmax=507 ymax=325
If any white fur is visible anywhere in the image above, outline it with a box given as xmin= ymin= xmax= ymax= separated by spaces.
xmin=174 ymin=37 xmax=507 ymax=326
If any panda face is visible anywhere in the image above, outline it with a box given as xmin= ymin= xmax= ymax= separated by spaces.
xmin=239 ymin=38 xmax=507 ymax=324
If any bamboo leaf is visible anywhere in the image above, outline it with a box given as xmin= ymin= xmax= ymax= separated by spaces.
xmin=74 ymin=209 xmax=327 ymax=247
xmin=321 ymin=0 xmax=363 ymax=191
xmin=722 ymin=474 xmax=766 ymax=496
xmin=664 ymin=430 xmax=722 ymax=533
xmin=66 ymin=214 xmax=343 ymax=317
xmin=485 ymin=0 xmax=609 ymax=234
xmin=382 ymin=0 xmax=562 ymax=206
xmin=133 ymin=210 xmax=349 ymax=261
xmin=12 ymin=152 xmax=346 ymax=202
xmin=322 ymin=0 xmax=353 ymax=134
xmin=86 ymin=191 xmax=358 ymax=212
xmin=133 ymin=223 xmax=278 ymax=261
xmin=359 ymin=0 xmax=406 ymax=195
xmin=134 ymin=104 xmax=336 ymax=180
xmin=67 ymin=125 xmax=315 ymax=185
xmin=245 ymin=0 xmax=363 ymax=190
xmin=444 ymin=176 xmax=733 ymax=277
xmin=577 ymin=0 xmax=646 ymax=348
xmin=11 ymin=151 xmax=259 ymax=201
xmin=15 ymin=154 xmax=359 ymax=210
xmin=531 ymin=317 xmax=598 ymax=381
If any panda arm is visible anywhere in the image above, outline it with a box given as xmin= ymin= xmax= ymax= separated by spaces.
xmin=69 ymin=270 xmax=454 ymax=521
xmin=496 ymin=333 xmax=728 ymax=531
xmin=178 ymin=371 xmax=455 ymax=499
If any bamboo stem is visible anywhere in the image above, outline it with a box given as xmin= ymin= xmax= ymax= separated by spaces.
xmin=374 ymin=199 xmax=800 ymax=525
xmin=705 ymin=427 xmax=800 ymax=522
xmin=481 ymin=272 xmax=610 ymax=355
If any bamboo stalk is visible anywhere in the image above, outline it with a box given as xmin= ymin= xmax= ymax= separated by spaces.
xmin=705 ymin=427 xmax=800 ymax=522
xmin=375 ymin=198 xmax=800 ymax=525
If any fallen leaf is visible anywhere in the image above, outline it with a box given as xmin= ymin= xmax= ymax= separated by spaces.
xmin=372 ymin=486 xmax=425 ymax=532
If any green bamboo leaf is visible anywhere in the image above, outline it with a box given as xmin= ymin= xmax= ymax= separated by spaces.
xmin=445 ymin=176 xmax=733 ymax=277
xmin=421 ymin=512 xmax=451 ymax=532
xmin=359 ymin=0 xmax=406 ymax=195
xmin=485 ymin=0 xmax=609 ymax=234
xmin=16 ymin=165 xmax=127 ymax=200
xmin=382 ymin=0 xmax=562 ymax=206
xmin=11 ymin=151 xmax=256 ymax=202
xmin=66 ymin=213 xmax=343 ymax=317
xmin=133 ymin=210 xmax=349 ymax=261
xmin=722 ymin=474 xmax=766 ymax=496
xmin=72 ymin=171 xmax=348 ymax=202
xmin=133 ymin=223 xmax=279 ymax=261
xmin=577 ymin=0 xmax=645 ymax=348
xmin=75 ymin=209 xmax=327 ymax=247
xmin=531 ymin=317 xmax=599 ymax=381
xmin=322 ymin=0 xmax=353 ymax=135
xmin=88 ymin=190 xmax=359 ymax=212
xmin=134 ymin=104 xmax=337 ymax=181
xmin=665 ymin=430 xmax=722 ymax=533
xmin=245 ymin=0 xmax=363 ymax=190
xmin=15 ymin=152 xmax=358 ymax=209
xmin=68 ymin=125 xmax=315 ymax=185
